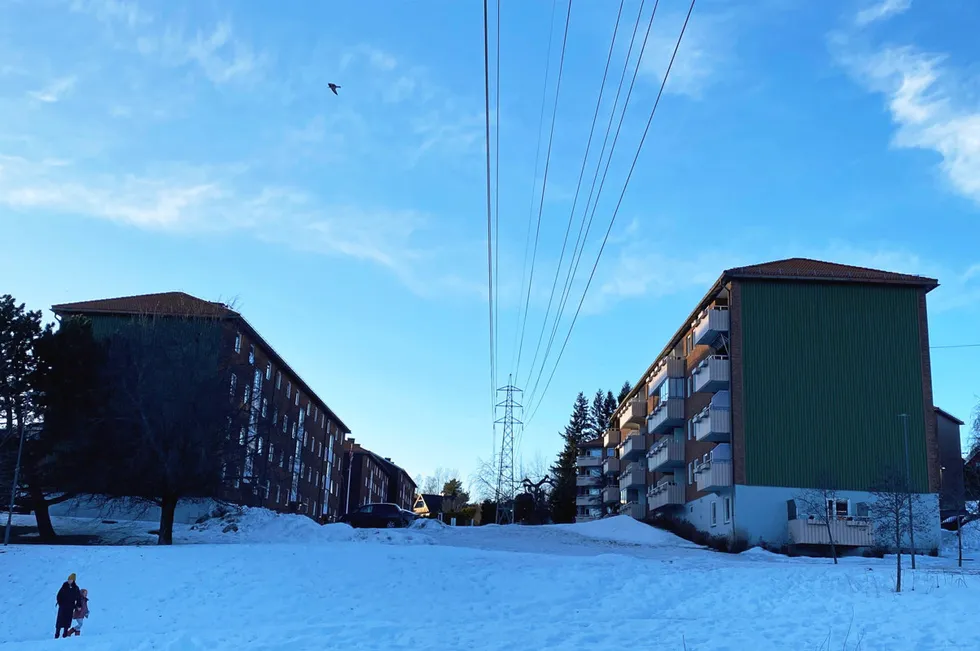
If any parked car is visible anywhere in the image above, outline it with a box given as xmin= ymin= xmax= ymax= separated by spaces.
xmin=340 ymin=503 xmax=414 ymax=529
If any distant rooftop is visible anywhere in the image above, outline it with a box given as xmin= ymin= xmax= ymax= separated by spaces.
xmin=52 ymin=292 xmax=238 ymax=319
xmin=724 ymin=258 xmax=938 ymax=289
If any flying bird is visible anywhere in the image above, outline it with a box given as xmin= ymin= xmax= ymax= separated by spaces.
xmin=328 ymin=83 xmax=341 ymax=95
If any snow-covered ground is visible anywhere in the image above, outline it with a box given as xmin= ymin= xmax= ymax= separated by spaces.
xmin=2 ymin=511 xmax=979 ymax=650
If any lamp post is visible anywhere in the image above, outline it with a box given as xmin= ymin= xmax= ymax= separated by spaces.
xmin=899 ymin=413 xmax=916 ymax=569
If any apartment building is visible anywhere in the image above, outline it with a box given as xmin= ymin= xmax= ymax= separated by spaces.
xmin=340 ymin=439 xmax=417 ymax=513
xmin=587 ymin=258 xmax=947 ymax=550
xmin=51 ymin=292 xmax=350 ymax=522
xmin=574 ymin=439 xmax=605 ymax=521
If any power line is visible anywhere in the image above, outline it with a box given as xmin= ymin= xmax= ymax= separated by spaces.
xmin=510 ymin=0 xmax=559 ymax=377
xmin=932 ymin=344 xmax=980 ymax=349
xmin=513 ymin=0 xmax=573 ymax=382
xmin=527 ymin=0 xmax=697 ymax=424
xmin=493 ymin=0 xmax=501 ymax=399
xmin=482 ymin=0 xmax=496 ymax=414
xmin=522 ymin=0 xmax=628 ymax=397
xmin=526 ymin=0 xmax=659 ymax=409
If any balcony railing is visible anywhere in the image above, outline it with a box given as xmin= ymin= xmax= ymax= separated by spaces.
xmin=647 ymin=437 xmax=685 ymax=472
xmin=619 ymin=464 xmax=646 ymax=490
xmin=692 ymin=355 xmax=730 ymax=394
xmin=576 ymin=475 xmax=602 ymax=487
xmin=621 ymin=433 xmax=648 ymax=462
xmin=693 ymin=306 xmax=730 ymax=346
xmin=647 ymin=397 xmax=684 ymax=435
xmin=648 ymin=481 xmax=685 ymax=511
xmin=602 ymin=485 xmax=620 ymax=504
xmin=788 ymin=518 xmax=874 ymax=547
xmin=603 ymin=428 xmax=621 ymax=448
xmin=575 ymin=514 xmax=599 ymax=523
xmin=618 ymin=399 xmax=646 ymax=430
xmin=576 ymin=455 xmax=603 ymax=468
xmin=648 ymin=357 xmax=686 ymax=396
xmin=602 ymin=456 xmax=621 ymax=475
xmin=622 ymin=502 xmax=646 ymax=520
xmin=694 ymin=459 xmax=732 ymax=493
xmin=575 ymin=494 xmax=602 ymax=507
xmin=692 ymin=406 xmax=731 ymax=443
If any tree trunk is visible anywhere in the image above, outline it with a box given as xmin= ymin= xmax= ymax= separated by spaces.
xmin=895 ymin=549 xmax=902 ymax=592
xmin=958 ymin=516 xmax=963 ymax=568
xmin=158 ymin=494 xmax=178 ymax=545
xmin=29 ymin=485 xmax=57 ymax=542
xmin=824 ymin=521 xmax=838 ymax=564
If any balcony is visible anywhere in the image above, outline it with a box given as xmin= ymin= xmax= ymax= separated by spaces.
xmin=693 ymin=307 xmax=730 ymax=346
xmin=647 ymin=397 xmax=684 ymax=435
xmin=603 ymin=428 xmax=621 ymax=448
xmin=619 ymin=464 xmax=646 ymax=490
xmin=622 ymin=502 xmax=646 ymax=520
xmin=692 ymin=355 xmax=730 ymax=394
xmin=692 ymin=406 xmax=731 ymax=443
xmin=602 ymin=456 xmax=621 ymax=475
xmin=576 ymin=494 xmax=602 ymax=507
xmin=621 ymin=433 xmax=648 ymax=462
xmin=576 ymin=455 xmax=603 ymax=468
xmin=648 ymin=357 xmax=686 ymax=396
xmin=618 ymin=399 xmax=646 ymax=430
xmin=788 ymin=518 xmax=874 ymax=547
xmin=647 ymin=437 xmax=685 ymax=472
xmin=602 ymin=485 xmax=620 ymax=504
xmin=694 ymin=459 xmax=732 ymax=493
xmin=648 ymin=481 xmax=685 ymax=512
xmin=576 ymin=474 xmax=601 ymax=487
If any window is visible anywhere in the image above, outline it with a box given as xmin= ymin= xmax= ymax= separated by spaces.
xmin=687 ymin=376 xmax=694 ymax=398
xmin=688 ymin=462 xmax=693 ymax=485
xmin=239 ymin=427 xmax=246 ymax=446
xmin=827 ymin=499 xmax=849 ymax=519
xmin=286 ymin=382 xmax=292 ymax=399
xmin=724 ymin=497 xmax=731 ymax=524
xmin=243 ymin=385 xmax=250 ymax=406
xmin=248 ymin=344 xmax=255 ymax=365
xmin=276 ymin=371 xmax=282 ymax=390
xmin=282 ymin=417 xmax=288 ymax=434
xmin=234 ymin=332 xmax=242 ymax=354
xmin=261 ymin=398 xmax=268 ymax=418
xmin=710 ymin=501 xmax=717 ymax=526
xmin=686 ymin=332 xmax=695 ymax=356
xmin=272 ymin=409 xmax=278 ymax=426
xmin=266 ymin=362 xmax=272 ymax=380
xmin=229 ymin=374 xmax=237 ymax=397
xmin=257 ymin=437 xmax=264 ymax=456
xmin=295 ymin=392 xmax=300 ymax=406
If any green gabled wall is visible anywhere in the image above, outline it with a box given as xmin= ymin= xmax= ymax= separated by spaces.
xmin=739 ymin=280 xmax=931 ymax=493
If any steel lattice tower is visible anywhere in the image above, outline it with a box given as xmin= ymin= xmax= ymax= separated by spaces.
xmin=494 ymin=375 xmax=522 ymax=524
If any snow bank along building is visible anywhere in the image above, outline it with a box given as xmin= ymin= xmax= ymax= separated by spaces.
xmin=52 ymin=292 xmax=351 ymax=523
xmin=577 ymin=258 xmax=955 ymax=551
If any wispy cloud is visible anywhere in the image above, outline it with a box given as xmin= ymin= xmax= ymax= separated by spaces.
xmin=69 ymin=0 xmax=152 ymax=28
xmin=832 ymin=4 xmax=980 ymax=207
xmin=28 ymin=76 xmax=77 ymax=103
xmin=637 ymin=8 xmax=730 ymax=99
xmin=855 ymin=0 xmax=912 ymax=27
xmin=137 ymin=21 xmax=265 ymax=85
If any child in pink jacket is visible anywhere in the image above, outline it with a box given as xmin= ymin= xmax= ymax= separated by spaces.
xmin=68 ymin=589 xmax=89 ymax=637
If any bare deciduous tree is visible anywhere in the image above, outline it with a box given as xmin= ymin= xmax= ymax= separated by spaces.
xmin=98 ymin=314 xmax=251 ymax=545
xmin=795 ymin=484 xmax=842 ymax=564
xmin=870 ymin=469 xmax=931 ymax=592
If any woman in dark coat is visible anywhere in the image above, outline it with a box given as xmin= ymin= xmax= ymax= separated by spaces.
xmin=55 ymin=574 xmax=81 ymax=639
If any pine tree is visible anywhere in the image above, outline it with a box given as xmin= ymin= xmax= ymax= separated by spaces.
xmin=617 ymin=381 xmax=633 ymax=405
xmin=549 ymin=393 xmax=590 ymax=523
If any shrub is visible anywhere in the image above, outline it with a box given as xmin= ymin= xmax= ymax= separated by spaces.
xmin=650 ymin=515 xmax=748 ymax=554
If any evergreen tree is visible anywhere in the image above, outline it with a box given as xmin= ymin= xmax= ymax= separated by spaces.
xmin=589 ymin=389 xmax=619 ymax=439
xmin=617 ymin=381 xmax=633 ymax=405
xmin=549 ymin=393 xmax=590 ymax=524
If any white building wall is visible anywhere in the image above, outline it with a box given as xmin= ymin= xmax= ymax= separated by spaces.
xmin=678 ymin=492 xmax=734 ymax=538
xmin=733 ymin=484 xmax=942 ymax=550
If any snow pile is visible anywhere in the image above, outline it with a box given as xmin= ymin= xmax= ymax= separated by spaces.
xmin=942 ymin=518 xmax=980 ymax=554
xmin=186 ymin=506 xmax=338 ymax=544
xmin=409 ymin=517 xmax=448 ymax=531
xmin=557 ymin=515 xmax=690 ymax=547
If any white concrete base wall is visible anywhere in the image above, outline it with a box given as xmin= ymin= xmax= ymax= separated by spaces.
xmin=49 ymin=495 xmax=219 ymax=526
xmin=733 ymin=485 xmax=942 ymax=550
xmin=678 ymin=492 xmax=734 ymax=538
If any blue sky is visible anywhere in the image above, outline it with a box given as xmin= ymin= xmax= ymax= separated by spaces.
xmin=2 ymin=0 xmax=979 ymax=490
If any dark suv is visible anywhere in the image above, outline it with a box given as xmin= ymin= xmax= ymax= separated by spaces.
xmin=339 ymin=503 xmax=415 ymax=529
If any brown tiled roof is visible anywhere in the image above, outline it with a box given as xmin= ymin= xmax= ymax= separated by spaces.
xmin=724 ymin=258 xmax=938 ymax=288
xmin=52 ymin=292 xmax=239 ymax=318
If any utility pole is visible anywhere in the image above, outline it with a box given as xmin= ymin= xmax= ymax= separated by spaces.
xmin=899 ymin=413 xmax=916 ymax=569
xmin=494 ymin=376 xmax=522 ymax=525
